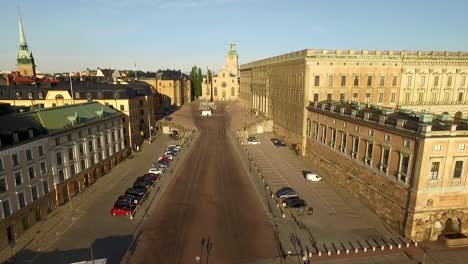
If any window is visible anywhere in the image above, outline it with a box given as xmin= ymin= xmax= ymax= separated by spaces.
xmin=328 ymin=75 xmax=333 ymax=86
xmin=381 ymin=148 xmax=390 ymax=173
xmin=384 ymin=134 xmax=391 ymax=142
xmin=340 ymin=93 xmax=345 ymax=101
xmin=430 ymin=161 xmax=440 ymax=179
xmin=120 ymin=105 xmax=125 ymax=111
xmin=79 ymin=144 xmax=84 ymax=156
xmin=340 ymin=132 xmax=347 ymax=152
xmin=18 ymin=192 xmax=26 ymax=209
xmin=2 ymin=200 xmax=11 ymax=218
xmin=453 ymin=161 xmax=464 ymax=178
xmin=28 ymin=166 xmax=35 ymax=180
xmin=81 ymin=159 xmax=86 ymax=171
xmin=462 ymin=76 xmax=466 ymax=87
xmin=58 ymin=169 xmax=65 ymax=182
xmin=352 ymin=93 xmax=358 ymax=102
xmin=420 ymin=76 xmax=426 ymax=86
xmin=391 ymin=92 xmax=396 ymax=103
xmin=55 ymin=137 xmax=60 ymax=146
xmin=67 ymin=134 xmax=72 ymax=142
xmin=368 ymin=130 xmax=375 ymax=136
xmin=392 ymin=76 xmax=398 ymax=87
xmin=459 ymin=144 xmax=465 ymax=151
xmin=355 ymin=126 xmax=360 ymax=132
xmin=12 ymin=154 xmax=19 ymax=166
xmin=88 ymin=140 xmax=94 ymax=152
xmin=97 ymin=138 xmax=102 ymax=148
xmin=378 ymin=93 xmax=384 ymax=103
xmin=353 ymin=76 xmax=359 ymax=86
xmin=0 ymin=159 xmax=3 ymax=172
xmin=327 ymin=93 xmax=332 ymax=101
xmin=431 ymin=92 xmax=438 ymax=103
xmin=314 ymin=76 xmax=320 ymax=86
xmin=22 ymin=216 xmax=29 ymax=230
xmin=0 ymin=178 xmax=6 ymax=193
xmin=40 ymin=162 xmax=46 ymax=175
xmin=434 ymin=144 xmax=442 ymax=151
xmin=365 ymin=142 xmax=373 ymax=165
xmin=38 ymin=145 xmax=44 ymax=157
xmin=407 ymin=76 xmax=412 ymax=86
xmin=56 ymin=152 xmax=62 ymax=165
xmin=400 ymin=155 xmax=410 ymax=182
xmin=445 ymin=91 xmax=451 ymax=103
xmin=434 ymin=76 xmax=439 ymax=86
xmin=405 ymin=93 xmax=410 ymax=102
xmin=70 ymin=164 xmax=75 ymax=176
xmin=43 ymin=180 xmax=49 ymax=194
xmin=352 ymin=137 xmax=359 ymax=158
xmin=88 ymin=128 xmax=92 ymax=135
xmin=321 ymin=124 xmax=327 ymax=143
xmin=403 ymin=140 xmax=411 ymax=148
xmin=68 ymin=148 xmax=74 ymax=161
xmin=15 ymin=172 xmax=22 ymax=186
xmin=379 ymin=76 xmax=385 ymax=86
xmin=38 ymin=92 xmax=44 ymax=99
xmin=458 ymin=92 xmax=464 ymax=103
xmin=31 ymin=185 xmax=38 ymax=201
xmin=313 ymin=93 xmax=319 ymax=102
xmin=418 ymin=92 xmax=424 ymax=103
xmin=341 ymin=75 xmax=346 ymax=86
xmin=447 ymin=76 xmax=453 ymax=86
xmin=26 ymin=149 xmax=33 ymax=161
xmin=365 ymin=93 xmax=371 ymax=103
xmin=367 ymin=76 xmax=372 ymax=86
xmin=331 ymin=128 xmax=336 ymax=147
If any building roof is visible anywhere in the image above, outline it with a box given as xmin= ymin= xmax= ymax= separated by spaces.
xmin=156 ymin=69 xmax=188 ymax=80
xmin=307 ymin=101 xmax=468 ymax=137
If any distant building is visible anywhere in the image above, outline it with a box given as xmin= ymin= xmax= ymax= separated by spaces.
xmin=201 ymin=42 xmax=239 ymax=101
xmin=0 ymin=102 xmax=126 ymax=251
xmin=306 ymin=101 xmax=468 ymax=241
xmin=16 ymin=15 xmax=36 ymax=78
xmin=0 ymin=81 xmax=155 ymax=150
xmin=153 ymin=70 xmax=191 ymax=108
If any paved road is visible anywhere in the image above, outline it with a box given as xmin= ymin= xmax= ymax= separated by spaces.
xmin=125 ymin=103 xmax=279 ymax=264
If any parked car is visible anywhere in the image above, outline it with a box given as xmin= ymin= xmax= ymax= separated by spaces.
xmin=275 ymin=187 xmax=298 ymax=199
xmin=148 ymin=168 xmax=163 ymax=174
xmin=111 ymin=200 xmax=134 ymax=216
xmin=284 ymin=198 xmax=307 ymax=208
xmin=117 ymin=195 xmax=138 ymax=205
xmin=137 ymin=175 xmax=156 ymax=183
xmin=124 ymin=192 xmax=144 ymax=204
xmin=125 ymin=187 xmax=147 ymax=197
xmin=159 ymin=156 xmax=171 ymax=163
xmin=154 ymin=161 xmax=168 ymax=168
xmin=271 ymin=138 xmax=286 ymax=147
xmin=305 ymin=172 xmax=322 ymax=182
xmin=168 ymin=144 xmax=181 ymax=150
xmin=247 ymin=137 xmax=260 ymax=145
xmin=165 ymin=150 xmax=177 ymax=156
xmin=144 ymin=173 xmax=160 ymax=181
xmin=133 ymin=180 xmax=152 ymax=189
xmin=163 ymin=154 xmax=174 ymax=160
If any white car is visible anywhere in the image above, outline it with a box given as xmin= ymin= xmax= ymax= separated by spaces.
xmin=247 ymin=138 xmax=260 ymax=145
xmin=168 ymin=145 xmax=181 ymax=150
xmin=305 ymin=172 xmax=322 ymax=182
xmin=148 ymin=168 xmax=163 ymax=175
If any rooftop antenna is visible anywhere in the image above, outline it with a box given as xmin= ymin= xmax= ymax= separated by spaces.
xmin=70 ymin=73 xmax=75 ymax=104
xmin=134 ymin=61 xmax=138 ymax=81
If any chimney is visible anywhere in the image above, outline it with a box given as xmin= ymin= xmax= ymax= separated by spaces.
xmin=321 ymin=104 xmax=326 ymax=110
xmin=351 ymin=110 xmax=358 ymax=117
xmin=396 ymin=119 xmax=407 ymax=129
xmin=379 ymin=115 xmax=387 ymax=125
xmin=418 ymin=124 xmax=432 ymax=134
xmin=364 ymin=112 xmax=371 ymax=121
xmin=330 ymin=105 xmax=336 ymax=111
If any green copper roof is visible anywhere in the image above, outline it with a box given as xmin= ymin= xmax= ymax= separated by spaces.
xmin=19 ymin=16 xmax=27 ymax=46
xmin=23 ymin=102 xmax=120 ymax=132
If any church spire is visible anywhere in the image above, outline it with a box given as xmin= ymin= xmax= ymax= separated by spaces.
xmin=19 ymin=15 xmax=27 ymax=46
xmin=16 ymin=10 xmax=36 ymax=78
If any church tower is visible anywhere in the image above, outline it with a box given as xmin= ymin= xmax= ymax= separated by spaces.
xmin=17 ymin=15 xmax=36 ymax=78
xmin=226 ymin=41 xmax=238 ymax=76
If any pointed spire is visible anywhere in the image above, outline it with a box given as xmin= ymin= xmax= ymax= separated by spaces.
xmin=18 ymin=12 xmax=27 ymax=46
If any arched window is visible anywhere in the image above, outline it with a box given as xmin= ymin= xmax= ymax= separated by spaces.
xmin=55 ymin=94 xmax=64 ymax=100
xmin=38 ymin=92 xmax=44 ymax=99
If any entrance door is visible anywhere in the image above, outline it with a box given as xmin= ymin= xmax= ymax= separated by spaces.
xmin=35 ymin=207 xmax=42 ymax=221
xmin=6 ymin=226 xmax=15 ymax=244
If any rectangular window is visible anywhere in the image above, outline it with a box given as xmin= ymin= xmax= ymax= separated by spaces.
xmin=365 ymin=142 xmax=373 ymax=165
xmin=459 ymin=144 xmax=465 ymax=151
xmin=405 ymin=93 xmax=411 ymax=102
xmin=418 ymin=92 xmax=424 ymax=103
xmin=70 ymin=164 xmax=75 ymax=176
xmin=28 ymin=166 xmax=35 ymax=180
xmin=67 ymin=134 xmax=72 ymax=142
xmin=22 ymin=216 xmax=29 ymax=230
xmin=58 ymin=169 xmax=65 ymax=182
xmin=453 ymin=161 xmax=463 ymax=178
xmin=447 ymin=76 xmax=453 ymax=86
xmin=434 ymin=144 xmax=442 ymax=151
xmin=26 ymin=149 xmax=33 ymax=161
xmin=120 ymin=105 xmax=125 ymax=111
xmin=2 ymin=200 xmax=11 ymax=218
xmin=400 ymin=156 xmax=410 ymax=182
xmin=68 ymin=148 xmax=74 ymax=161
xmin=462 ymin=76 xmax=466 ymax=87
xmin=353 ymin=76 xmax=359 ymax=86
xmin=88 ymin=141 xmax=93 ymax=152
xmin=0 ymin=178 xmax=6 ymax=193
xmin=352 ymin=93 xmax=358 ymax=102
xmin=321 ymin=124 xmax=327 ymax=143
xmin=43 ymin=180 xmax=49 ymax=194
xmin=341 ymin=75 xmax=346 ymax=86
xmin=445 ymin=91 xmax=451 ymax=103
xmin=379 ymin=76 xmax=385 ymax=86
xmin=0 ymin=159 xmax=3 ymax=172
xmin=352 ymin=137 xmax=359 ymax=158
xmin=331 ymin=128 xmax=336 ymax=147
xmin=365 ymin=93 xmax=371 ymax=103
xmin=391 ymin=92 xmax=396 ymax=103
xmin=38 ymin=145 xmax=44 ymax=157
xmin=434 ymin=76 xmax=439 ymax=86
xmin=378 ymin=93 xmax=384 ymax=103
xmin=340 ymin=132 xmax=347 ymax=152
xmin=458 ymin=92 xmax=464 ymax=103
xmin=420 ymin=76 xmax=426 ymax=86
xmin=381 ymin=148 xmax=390 ymax=173
xmin=328 ymin=75 xmax=333 ymax=86
xmin=340 ymin=93 xmax=345 ymax=101
xmin=392 ymin=76 xmax=398 ymax=87
xmin=314 ymin=76 xmax=320 ymax=86
xmin=18 ymin=192 xmax=26 ymax=209
xmin=81 ymin=159 xmax=86 ymax=171
xmin=430 ymin=161 xmax=440 ymax=179
xmin=327 ymin=93 xmax=332 ymax=101
xmin=313 ymin=93 xmax=319 ymax=102
xmin=432 ymin=92 xmax=438 ymax=103
xmin=55 ymin=137 xmax=60 ymax=146
xmin=407 ymin=76 xmax=413 ymax=86
xmin=97 ymin=138 xmax=102 ymax=148
xmin=79 ymin=144 xmax=84 ymax=156
xmin=367 ymin=76 xmax=372 ymax=86
xmin=12 ymin=154 xmax=19 ymax=166
xmin=368 ymin=130 xmax=375 ymax=136
xmin=56 ymin=152 xmax=62 ymax=165
xmin=40 ymin=162 xmax=46 ymax=175
xmin=31 ymin=186 xmax=38 ymax=201
xmin=385 ymin=134 xmax=391 ymax=142
xmin=404 ymin=140 xmax=411 ymax=148
xmin=15 ymin=172 xmax=22 ymax=186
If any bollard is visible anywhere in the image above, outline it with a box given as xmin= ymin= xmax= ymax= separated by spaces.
xmin=363 ymin=248 xmax=367 ymax=252
xmin=309 ymin=252 xmax=312 ymax=258
xmin=381 ymin=245 xmax=384 ymax=251
xmin=414 ymin=242 xmax=418 ymax=247
xmin=276 ymin=202 xmax=279 ymax=207
xmin=355 ymin=248 xmax=358 ymax=253
xmin=372 ymin=247 xmax=376 ymax=252
xmin=346 ymin=249 xmax=349 ymax=254
xmin=318 ymin=252 xmax=321 ymax=257
xmin=282 ymin=213 xmax=286 ymax=218
xmin=406 ymin=242 xmax=410 ymax=248
xmin=398 ymin=244 xmax=401 ymax=249
xmin=389 ymin=245 xmax=393 ymax=250
xmin=337 ymin=250 xmax=340 ymax=255
xmin=327 ymin=251 xmax=331 ymax=256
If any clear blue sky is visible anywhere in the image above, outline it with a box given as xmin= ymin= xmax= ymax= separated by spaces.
xmin=1 ymin=0 xmax=467 ymax=73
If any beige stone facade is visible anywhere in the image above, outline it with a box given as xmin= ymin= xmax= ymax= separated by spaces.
xmin=240 ymin=49 xmax=468 ymax=154
xmin=202 ymin=42 xmax=239 ymax=101
xmin=306 ymin=101 xmax=468 ymax=241
xmin=154 ymin=73 xmax=191 ymax=107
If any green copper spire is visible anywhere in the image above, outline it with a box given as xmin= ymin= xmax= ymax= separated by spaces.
xmin=19 ymin=15 xmax=27 ymax=46
xmin=16 ymin=12 xmax=36 ymax=77
xmin=228 ymin=41 xmax=237 ymax=56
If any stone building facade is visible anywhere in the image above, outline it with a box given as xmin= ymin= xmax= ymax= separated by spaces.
xmin=306 ymin=101 xmax=468 ymax=241
xmin=201 ymin=42 xmax=239 ymax=101
xmin=154 ymin=70 xmax=191 ymax=108
xmin=239 ymin=49 xmax=468 ymax=155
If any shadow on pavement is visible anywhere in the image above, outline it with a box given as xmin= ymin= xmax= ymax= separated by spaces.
xmin=10 ymin=235 xmax=133 ymax=264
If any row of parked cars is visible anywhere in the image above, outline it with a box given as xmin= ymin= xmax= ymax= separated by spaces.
xmin=110 ymin=144 xmax=181 ymax=216
xmin=275 ymin=187 xmax=307 ymax=208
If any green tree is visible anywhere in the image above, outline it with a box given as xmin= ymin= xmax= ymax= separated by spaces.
xmin=196 ymin=68 xmax=203 ymax=97
xmin=189 ymin=65 xmax=198 ymax=99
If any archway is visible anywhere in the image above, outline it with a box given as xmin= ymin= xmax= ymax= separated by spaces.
xmin=413 ymin=210 xmax=468 ymax=241
xmin=454 ymin=112 xmax=463 ymax=123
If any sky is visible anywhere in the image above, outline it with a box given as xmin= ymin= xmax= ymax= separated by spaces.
xmin=1 ymin=0 xmax=467 ymax=73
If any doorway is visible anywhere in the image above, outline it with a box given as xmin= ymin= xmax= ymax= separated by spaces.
xmin=6 ymin=226 xmax=15 ymax=244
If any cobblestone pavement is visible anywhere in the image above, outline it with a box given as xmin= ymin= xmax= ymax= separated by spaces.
xmin=0 ymin=132 xmax=193 ymax=264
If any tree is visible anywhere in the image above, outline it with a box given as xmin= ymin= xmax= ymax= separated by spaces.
xmin=189 ymin=66 xmax=198 ymax=100
xmin=196 ymin=68 xmax=203 ymax=97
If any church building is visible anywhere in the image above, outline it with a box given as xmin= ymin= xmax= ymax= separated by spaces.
xmin=16 ymin=15 xmax=36 ymax=78
xmin=201 ymin=42 xmax=239 ymax=101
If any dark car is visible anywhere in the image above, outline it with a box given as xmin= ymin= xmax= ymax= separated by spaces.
xmin=125 ymin=187 xmax=147 ymax=197
xmin=133 ymin=180 xmax=152 ymax=189
xmin=154 ymin=161 xmax=168 ymax=168
xmin=271 ymin=138 xmax=286 ymax=147
xmin=137 ymin=176 xmax=156 ymax=183
xmin=284 ymin=198 xmax=307 ymax=208
xmin=275 ymin=187 xmax=298 ymax=199
xmin=143 ymin=173 xmax=159 ymax=181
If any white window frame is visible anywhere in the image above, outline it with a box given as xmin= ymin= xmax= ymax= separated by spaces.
xmin=458 ymin=144 xmax=465 ymax=151
xmin=434 ymin=144 xmax=442 ymax=151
